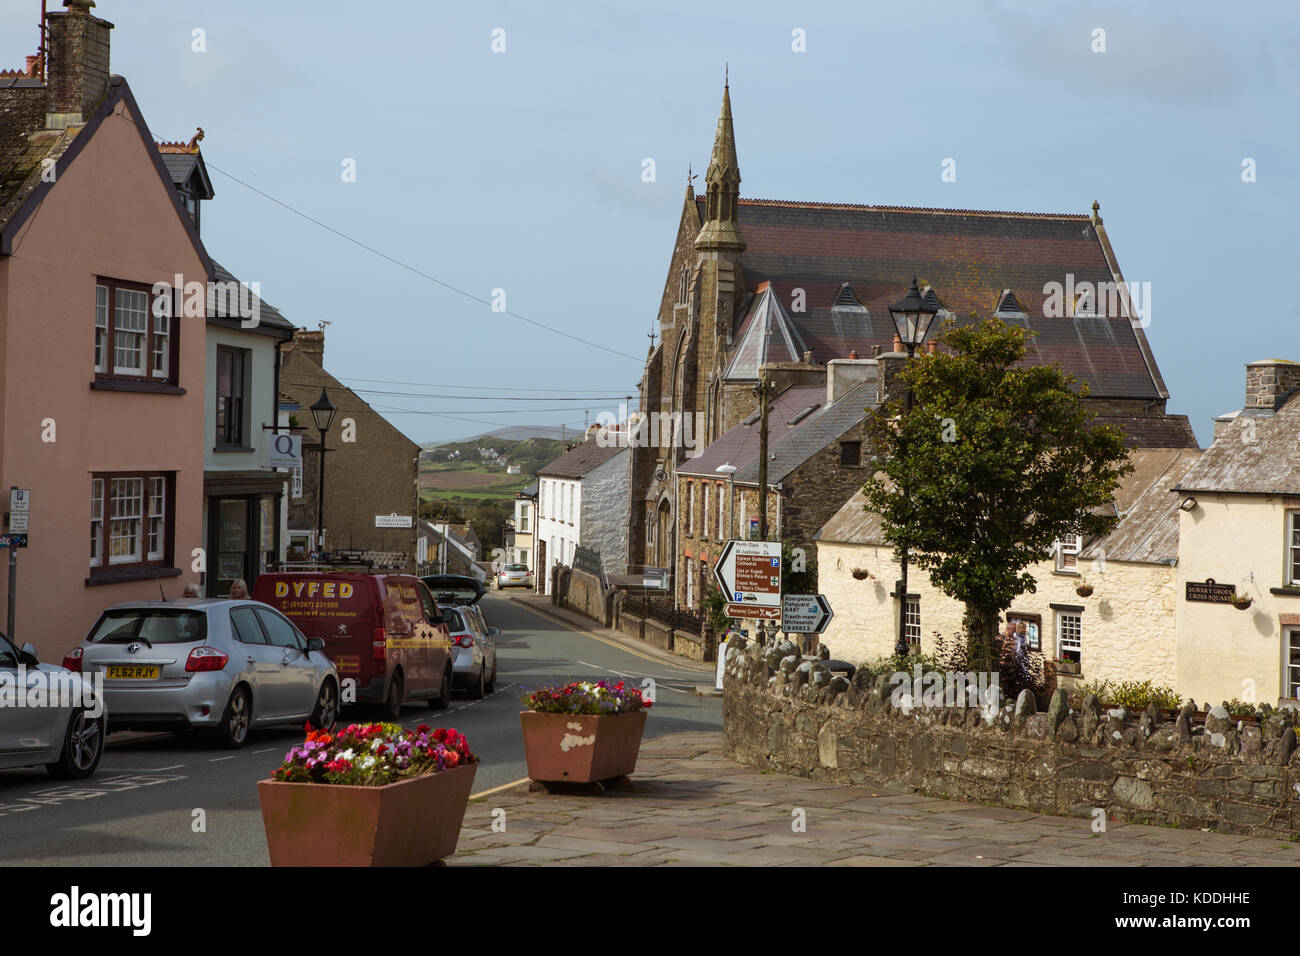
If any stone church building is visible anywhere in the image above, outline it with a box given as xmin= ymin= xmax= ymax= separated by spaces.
xmin=626 ymin=83 xmax=1196 ymax=583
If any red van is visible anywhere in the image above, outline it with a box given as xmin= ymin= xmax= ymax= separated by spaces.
xmin=252 ymin=572 xmax=453 ymax=718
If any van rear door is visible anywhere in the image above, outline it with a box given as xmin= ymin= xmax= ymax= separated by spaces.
xmin=254 ymin=574 xmax=376 ymax=696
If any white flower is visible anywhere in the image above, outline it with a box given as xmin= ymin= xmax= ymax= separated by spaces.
xmin=338 ymin=748 xmax=355 ymax=761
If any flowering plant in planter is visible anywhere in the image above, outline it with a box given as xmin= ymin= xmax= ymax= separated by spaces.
xmin=522 ymin=680 xmax=652 ymax=716
xmin=270 ymin=722 xmax=476 ymax=786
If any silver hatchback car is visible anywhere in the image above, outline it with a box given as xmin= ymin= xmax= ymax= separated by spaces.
xmin=0 ymin=630 xmax=105 ymax=779
xmin=441 ymin=604 xmax=498 ymax=699
xmin=67 ymin=599 xmax=340 ymax=748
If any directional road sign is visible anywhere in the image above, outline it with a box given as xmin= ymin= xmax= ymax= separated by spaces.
xmin=713 ymin=539 xmax=781 ymax=614
xmin=781 ymin=594 xmax=834 ymax=634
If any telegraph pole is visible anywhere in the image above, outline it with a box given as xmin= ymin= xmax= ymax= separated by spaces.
xmin=757 ymin=372 xmax=770 ymax=540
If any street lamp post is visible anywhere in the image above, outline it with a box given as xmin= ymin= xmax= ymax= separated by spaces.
xmin=716 ymin=463 xmax=737 ymax=539
xmin=310 ymin=388 xmax=337 ymax=562
xmin=888 ymin=277 xmax=939 ymax=658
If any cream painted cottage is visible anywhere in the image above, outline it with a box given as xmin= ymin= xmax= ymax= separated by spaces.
xmin=815 ymin=447 xmax=1201 ymax=689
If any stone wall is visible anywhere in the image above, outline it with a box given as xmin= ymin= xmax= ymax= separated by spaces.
xmin=579 ymin=449 xmax=630 ymax=576
xmin=561 ymin=568 xmax=610 ymax=626
xmin=723 ymin=640 xmax=1300 ymax=839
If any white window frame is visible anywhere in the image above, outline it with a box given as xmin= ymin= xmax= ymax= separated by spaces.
xmin=717 ymin=483 xmax=725 ymax=541
xmin=1055 ymin=534 xmax=1081 ymax=573
xmin=685 ymin=557 xmax=695 ymax=608
xmin=112 ymin=288 xmax=149 ymax=376
xmin=1287 ymin=511 xmax=1300 ymax=586
xmin=151 ymin=311 xmax=170 ymax=379
xmin=1056 ymin=611 xmax=1082 ymax=661
xmin=147 ymin=476 xmax=165 ymax=560
xmin=90 ymin=477 xmax=103 ymax=567
xmin=904 ymin=598 xmax=921 ymax=646
xmin=739 ymin=493 xmax=748 ymax=539
xmin=108 ymin=477 xmax=144 ymax=565
xmin=703 ymin=484 xmax=711 ymax=539
xmin=94 ymin=285 xmax=108 ymax=373
xmin=291 ymin=463 xmax=303 ymax=499
xmin=687 ymin=482 xmax=695 ymax=535
xmin=1285 ymin=627 xmax=1300 ymax=702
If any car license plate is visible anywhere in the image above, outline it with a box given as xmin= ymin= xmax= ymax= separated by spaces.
xmin=106 ymin=665 xmax=160 ymax=679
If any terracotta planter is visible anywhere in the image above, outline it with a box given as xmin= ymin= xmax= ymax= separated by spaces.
xmin=519 ymin=710 xmax=647 ymax=784
xmin=257 ymin=762 xmax=476 ymax=866
xmin=1056 ymin=660 xmax=1080 ymax=675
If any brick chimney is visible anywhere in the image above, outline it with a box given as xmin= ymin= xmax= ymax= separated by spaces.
xmin=291 ymin=328 xmax=325 ymax=366
xmin=1245 ymin=359 xmax=1300 ymax=411
xmin=45 ymin=0 xmax=113 ymax=129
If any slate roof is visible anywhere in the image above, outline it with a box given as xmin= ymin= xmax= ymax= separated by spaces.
xmin=678 ymin=385 xmax=827 ymax=478
xmin=1173 ymin=394 xmax=1300 ymax=496
xmin=536 ymin=440 xmax=627 ymax=479
xmin=732 ymin=382 xmax=876 ymax=485
xmin=699 ymin=197 xmax=1164 ymax=400
xmin=817 ymin=447 xmax=1202 ymax=565
xmin=209 ymin=259 xmax=295 ymax=337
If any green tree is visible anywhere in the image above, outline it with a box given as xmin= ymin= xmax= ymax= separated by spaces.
xmin=862 ymin=319 xmax=1131 ymax=672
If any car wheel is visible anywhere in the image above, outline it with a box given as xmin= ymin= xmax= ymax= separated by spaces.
xmin=468 ymin=663 xmax=485 ymax=700
xmin=381 ymin=674 xmax=403 ymax=721
xmin=46 ymin=709 xmax=105 ymax=779
xmin=485 ymin=658 xmax=497 ymax=694
xmin=215 ymin=685 xmax=252 ymax=749
xmin=429 ymin=667 xmax=452 ymax=710
xmin=310 ymin=679 xmax=339 ymax=730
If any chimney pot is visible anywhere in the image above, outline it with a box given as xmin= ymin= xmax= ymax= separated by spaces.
xmin=892 ymin=335 xmax=902 ymax=353
xmin=871 ymin=344 xmax=880 ymax=357
xmin=927 ymin=341 xmax=937 ymax=355
xmin=848 ymin=350 xmax=858 ymax=360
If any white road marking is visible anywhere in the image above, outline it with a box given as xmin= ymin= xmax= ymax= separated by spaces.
xmin=251 ymin=749 xmax=275 ymax=755
xmin=208 ymin=755 xmax=237 ymax=762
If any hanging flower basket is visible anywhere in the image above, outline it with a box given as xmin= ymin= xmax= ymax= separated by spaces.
xmin=1075 ymin=583 xmax=1094 ymax=598
xmin=258 ymin=722 xmax=477 ymax=866
xmin=1231 ymin=596 xmax=1253 ymax=611
xmin=851 ymin=568 xmax=872 ymax=581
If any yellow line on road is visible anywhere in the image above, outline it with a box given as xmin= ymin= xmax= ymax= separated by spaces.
xmin=470 ymin=776 xmax=530 ymax=800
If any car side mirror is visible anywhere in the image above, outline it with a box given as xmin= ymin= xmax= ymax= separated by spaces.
xmin=487 ymin=626 xmax=500 ymax=637
xmin=430 ymin=614 xmax=445 ymax=627
xmin=20 ymin=642 xmax=39 ymax=666
xmin=305 ymin=637 xmax=325 ymax=653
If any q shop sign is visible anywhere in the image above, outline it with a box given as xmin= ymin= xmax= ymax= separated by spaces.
xmin=267 ymin=433 xmax=302 ymax=469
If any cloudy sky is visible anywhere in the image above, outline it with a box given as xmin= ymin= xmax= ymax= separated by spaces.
xmin=3 ymin=0 xmax=1296 ymax=445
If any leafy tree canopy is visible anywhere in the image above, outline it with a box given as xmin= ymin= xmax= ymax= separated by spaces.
xmin=862 ymin=319 xmax=1132 ymax=665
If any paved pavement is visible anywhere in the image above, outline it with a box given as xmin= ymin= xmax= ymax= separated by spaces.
xmin=453 ymin=731 xmax=1300 ymax=866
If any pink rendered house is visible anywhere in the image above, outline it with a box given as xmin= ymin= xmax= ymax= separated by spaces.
xmin=0 ymin=2 xmax=210 ymax=659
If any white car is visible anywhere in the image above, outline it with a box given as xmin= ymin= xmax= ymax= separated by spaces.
xmin=0 ymin=631 xmax=105 ymax=779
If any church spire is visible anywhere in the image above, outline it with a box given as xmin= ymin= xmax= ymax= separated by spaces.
xmin=695 ymin=80 xmax=745 ymax=252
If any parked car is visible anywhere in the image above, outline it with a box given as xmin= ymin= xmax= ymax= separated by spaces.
xmin=0 ymin=630 xmax=105 ymax=778
xmin=421 ymin=574 xmax=487 ymax=606
xmin=65 ymin=599 xmax=338 ymax=749
xmin=496 ymin=563 xmax=534 ymax=589
xmin=254 ymin=572 xmax=452 ymax=719
xmin=440 ymin=604 xmax=499 ymax=699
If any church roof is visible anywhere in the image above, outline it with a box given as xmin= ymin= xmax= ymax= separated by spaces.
xmin=701 ymin=196 xmax=1166 ymax=401
xmin=724 ymin=283 xmax=807 ymax=380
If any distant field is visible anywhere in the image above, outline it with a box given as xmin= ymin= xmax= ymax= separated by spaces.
xmin=419 ymin=462 xmax=529 ymax=499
